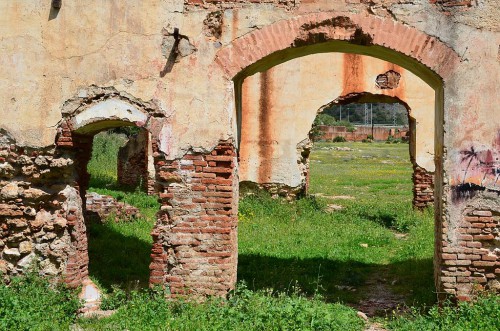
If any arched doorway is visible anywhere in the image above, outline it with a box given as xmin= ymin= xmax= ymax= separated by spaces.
xmin=54 ymin=89 xmax=166 ymax=299
xmin=214 ymin=12 xmax=465 ymax=300
xmin=238 ymin=52 xmax=436 ymax=209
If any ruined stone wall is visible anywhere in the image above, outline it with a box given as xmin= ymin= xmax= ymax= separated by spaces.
xmin=117 ymin=130 xmax=149 ymax=191
xmin=0 ymin=129 xmax=88 ymax=285
xmin=85 ymin=192 xmax=142 ymax=223
xmin=0 ymin=0 xmax=498 ymax=300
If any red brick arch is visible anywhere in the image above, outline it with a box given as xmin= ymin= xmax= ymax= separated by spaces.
xmin=214 ymin=12 xmax=460 ymax=83
xmin=215 ymin=12 xmax=464 ymax=301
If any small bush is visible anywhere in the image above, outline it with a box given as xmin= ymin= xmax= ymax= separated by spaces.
xmin=100 ymin=285 xmax=128 ymax=310
xmin=388 ymin=294 xmax=500 ymax=331
xmin=0 ymin=273 xmax=80 ymax=330
xmin=386 ymin=136 xmax=408 ymax=144
xmin=332 ymin=136 xmax=347 ymax=142
xmin=314 ymin=113 xmax=337 ymax=126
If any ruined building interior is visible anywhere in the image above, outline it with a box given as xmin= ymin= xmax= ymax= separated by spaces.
xmin=0 ymin=0 xmax=498 ymax=305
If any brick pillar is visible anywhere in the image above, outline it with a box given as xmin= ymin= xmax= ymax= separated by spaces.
xmin=413 ymin=165 xmax=434 ymax=209
xmin=117 ymin=130 xmax=149 ymax=191
xmin=438 ymin=206 xmax=499 ymax=300
xmin=55 ymin=121 xmax=93 ymax=288
xmin=150 ymin=140 xmax=238 ymax=296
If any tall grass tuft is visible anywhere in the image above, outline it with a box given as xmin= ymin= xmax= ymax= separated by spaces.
xmin=0 ymin=272 xmax=80 ymax=330
xmin=388 ymin=294 xmax=500 ymax=331
xmin=79 ymin=283 xmax=365 ymax=330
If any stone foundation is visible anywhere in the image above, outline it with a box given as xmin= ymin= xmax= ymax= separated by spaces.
xmin=239 ymin=181 xmax=305 ymax=200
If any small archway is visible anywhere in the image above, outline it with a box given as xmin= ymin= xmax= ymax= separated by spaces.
xmin=54 ymin=87 xmax=167 ymax=294
xmin=312 ymin=92 xmax=434 ymax=209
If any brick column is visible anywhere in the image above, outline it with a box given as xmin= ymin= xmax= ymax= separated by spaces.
xmin=438 ymin=206 xmax=499 ymax=300
xmin=55 ymin=121 xmax=93 ymax=288
xmin=413 ymin=165 xmax=434 ymax=209
xmin=150 ymin=140 xmax=238 ymax=296
xmin=117 ymin=130 xmax=149 ymax=191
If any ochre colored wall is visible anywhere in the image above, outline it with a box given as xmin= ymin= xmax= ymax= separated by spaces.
xmin=239 ymin=53 xmax=435 ymax=188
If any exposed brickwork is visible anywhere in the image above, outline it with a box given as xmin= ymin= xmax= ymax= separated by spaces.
xmin=438 ymin=208 xmax=499 ymax=300
xmin=0 ymin=7 xmax=490 ymax=305
xmin=85 ymin=192 xmax=142 ymax=223
xmin=413 ymin=166 xmax=434 ymax=209
xmin=0 ymin=130 xmax=87 ymax=285
xmin=186 ymin=0 xmax=298 ymax=10
xmin=215 ymin=13 xmax=460 ymax=81
xmin=117 ymin=130 xmax=149 ymax=191
xmin=150 ymin=140 xmax=238 ymax=296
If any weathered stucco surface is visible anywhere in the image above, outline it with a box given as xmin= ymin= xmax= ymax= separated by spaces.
xmin=239 ymin=53 xmax=435 ymax=190
xmin=0 ymin=0 xmax=499 ymax=300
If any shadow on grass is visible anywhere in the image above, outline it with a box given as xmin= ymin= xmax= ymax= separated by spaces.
xmin=361 ymin=211 xmax=398 ymax=229
xmin=238 ymin=254 xmax=435 ymax=308
xmin=89 ymin=174 xmax=139 ymax=193
xmin=87 ymin=220 xmax=152 ymax=292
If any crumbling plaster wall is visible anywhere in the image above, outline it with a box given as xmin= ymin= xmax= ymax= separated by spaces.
xmin=0 ymin=0 xmax=498 ymax=300
xmin=239 ymin=53 xmax=435 ymax=194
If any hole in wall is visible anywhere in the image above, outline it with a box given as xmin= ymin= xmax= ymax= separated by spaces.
xmin=83 ymin=126 xmax=159 ymax=292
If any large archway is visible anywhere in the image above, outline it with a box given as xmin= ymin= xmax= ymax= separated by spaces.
xmin=214 ymin=12 xmax=466 ymax=299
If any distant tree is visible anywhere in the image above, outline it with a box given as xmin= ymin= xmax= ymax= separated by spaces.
xmin=314 ymin=113 xmax=336 ymax=126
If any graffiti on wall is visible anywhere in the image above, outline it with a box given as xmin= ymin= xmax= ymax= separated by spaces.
xmin=452 ymin=131 xmax=500 ymax=201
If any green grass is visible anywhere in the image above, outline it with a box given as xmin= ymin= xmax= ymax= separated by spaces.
xmin=85 ymin=131 xmax=160 ymax=291
xmin=87 ymin=131 xmax=128 ymax=190
xmin=78 ymin=285 xmax=364 ymax=331
xmin=0 ymin=272 xmax=80 ymax=331
xmin=387 ymin=294 xmax=500 ymax=331
xmin=238 ymin=142 xmax=435 ymax=306
xmin=238 ymin=194 xmax=435 ymax=306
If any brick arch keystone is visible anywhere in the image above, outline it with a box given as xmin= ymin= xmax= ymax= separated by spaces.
xmin=214 ymin=12 xmax=460 ymax=83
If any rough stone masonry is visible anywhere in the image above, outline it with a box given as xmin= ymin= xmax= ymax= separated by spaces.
xmin=0 ymin=0 xmax=498 ymax=301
